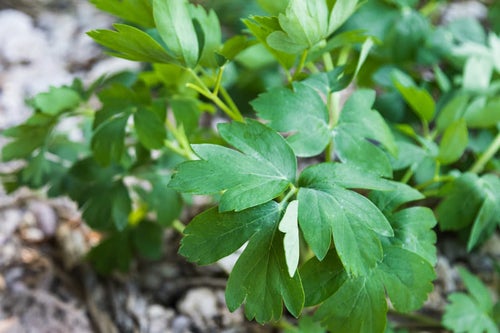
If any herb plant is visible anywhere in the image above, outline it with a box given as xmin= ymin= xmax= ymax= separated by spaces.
xmin=1 ymin=0 xmax=499 ymax=332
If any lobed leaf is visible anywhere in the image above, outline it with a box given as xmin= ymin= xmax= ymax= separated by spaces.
xmin=279 ymin=200 xmax=300 ymax=277
xmin=298 ymin=162 xmax=393 ymax=275
xmin=87 ymin=24 xmax=178 ymax=64
xmin=90 ymin=0 xmax=154 ymax=27
xmin=307 ymin=246 xmax=435 ymax=333
xmin=333 ymin=89 xmax=396 ymax=177
xmin=33 ymin=86 xmax=81 ymax=116
xmin=179 ymin=202 xmax=279 ymax=264
xmin=169 ymin=120 xmax=296 ymax=212
xmin=443 ymin=268 xmax=498 ymax=333
xmin=226 ymin=225 xmax=304 ymax=323
xmin=153 ymin=0 xmax=199 ymax=68
xmin=252 ymin=81 xmax=330 ymax=157
xmin=438 ymin=118 xmax=468 ymax=165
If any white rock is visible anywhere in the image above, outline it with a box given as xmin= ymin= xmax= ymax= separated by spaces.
xmin=178 ymin=287 xmax=218 ymax=329
xmin=442 ymin=1 xmax=488 ymax=24
xmin=146 ymin=305 xmax=175 ymax=333
xmin=27 ymin=201 xmax=58 ymax=237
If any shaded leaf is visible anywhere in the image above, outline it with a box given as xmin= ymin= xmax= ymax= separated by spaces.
xmin=87 ymin=24 xmax=178 ymax=64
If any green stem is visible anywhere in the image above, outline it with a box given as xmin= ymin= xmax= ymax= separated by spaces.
xmin=388 ymin=310 xmax=444 ymax=329
xmin=213 ymin=66 xmax=224 ymax=95
xmin=279 ymin=184 xmax=298 ymax=210
xmin=415 ymin=174 xmax=455 ymax=191
xmin=422 ymin=120 xmax=430 ymax=138
xmin=322 ymin=52 xmax=334 ymax=72
xmin=400 ymin=167 xmax=414 ymax=184
xmin=469 ymin=132 xmax=500 ymax=174
xmin=172 ymin=219 xmax=186 ymax=234
xmin=292 ymin=49 xmax=308 ymax=80
xmin=306 ymin=62 xmax=320 ymax=74
xmin=274 ymin=318 xmax=295 ymax=330
xmin=186 ymin=69 xmax=244 ymax=122
xmin=165 ymin=119 xmax=197 ymax=160
xmin=219 ymin=86 xmax=243 ymax=121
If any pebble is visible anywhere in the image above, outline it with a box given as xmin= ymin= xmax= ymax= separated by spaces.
xmin=146 ymin=305 xmax=175 ymax=333
xmin=178 ymin=287 xmax=219 ymax=330
xmin=0 ymin=209 xmax=22 ymax=243
xmin=171 ymin=315 xmax=192 ymax=333
xmin=27 ymin=201 xmax=58 ymax=237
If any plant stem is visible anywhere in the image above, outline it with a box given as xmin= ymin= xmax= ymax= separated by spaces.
xmin=186 ymin=68 xmax=244 ymax=122
xmin=292 ymin=50 xmax=309 ymax=80
xmin=279 ymin=184 xmax=298 ymax=210
xmin=415 ymin=174 xmax=455 ymax=191
xmin=400 ymin=167 xmax=414 ymax=184
xmin=172 ymin=219 xmax=186 ymax=234
xmin=213 ymin=66 xmax=224 ymax=95
xmin=388 ymin=310 xmax=444 ymax=329
xmin=322 ymin=52 xmax=334 ymax=72
xmin=469 ymin=132 xmax=500 ymax=174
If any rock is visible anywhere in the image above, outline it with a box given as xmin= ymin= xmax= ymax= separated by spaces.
xmin=146 ymin=305 xmax=175 ymax=333
xmin=0 ymin=209 xmax=22 ymax=244
xmin=171 ymin=315 xmax=192 ymax=333
xmin=27 ymin=201 xmax=57 ymax=237
xmin=441 ymin=1 xmax=488 ymax=24
xmin=178 ymin=287 xmax=219 ymax=330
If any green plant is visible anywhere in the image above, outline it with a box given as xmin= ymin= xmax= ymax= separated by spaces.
xmin=1 ymin=0 xmax=499 ymax=332
xmin=443 ymin=267 xmax=499 ymax=333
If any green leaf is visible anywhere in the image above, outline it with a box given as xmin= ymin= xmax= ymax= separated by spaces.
xmin=436 ymin=93 xmax=470 ymax=132
xmin=179 ymin=202 xmax=279 ymax=264
xmin=91 ymin=110 xmax=130 ymax=166
xmin=226 ymin=222 xmax=304 ymax=323
xmin=267 ymin=0 xmax=329 ymax=53
xmin=438 ymin=118 xmax=468 ymax=165
xmin=87 ymin=24 xmax=178 ymax=64
xmin=90 ymin=0 xmax=154 ymax=27
xmin=111 ymin=182 xmax=133 ymax=230
xmin=136 ymin=173 xmax=182 ymax=227
xmin=1 ymin=114 xmax=55 ymax=161
xmin=389 ymin=207 xmax=437 ymax=266
xmin=333 ymin=89 xmax=395 ymax=177
xmin=257 ymin=0 xmax=289 ymax=15
xmin=132 ymin=221 xmax=163 ymax=260
xmin=394 ymin=81 xmax=435 ymax=121
xmin=463 ymin=56 xmax=493 ymax=92
xmin=468 ymin=174 xmax=500 ymax=250
xmin=133 ymin=107 xmax=166 ymax=149
xmin=285 ymin=315 xmax=327 ymax=333
xmin=170 ymin=97 xmax=201 ymax=134
xmin=242 ymin=16 xmax=296 ymax=69
xmin=328 ymin=0 xmax=360 ymax=34
xmin=79 ymin=181 xmax=131 ymax=231
xmin=298 ymin=162 xmax=393 ymax=275
xmin=279 ymin=200 xmax=300 ymax=277
xmin=88 ymin=231 xmax=132 ymax=274
xmin=369 ymin=181 xmax=424 ymax=215
xmin=33 ymin=86 xmax=81 ymax=116
xmin=299 ymin=162 xmax=394 ymax=191
xmin=153 ymin=0 xmax=199 ymax=68
xmin=311 ymin=246 xmax=435 ymax=333
xmin=465 ymin=96 xmax=500 ymax=128
xmin=188 ymin=4 xmax=222 ymax=68
xmin=314 ymin=275 xmax=387 ymax=333
xmin=443 ymin=268 xmax=498 ymax=333
xmin=169 ymin=119 xmax=296 ymax=212
xmin=252 ymin=81 xmax=330 ymax=157
xmin=436 ymin=173 xmax=484 ymax=230
xmin=300 ymin=251 xmax=347 ymax=306
xmin=376 ymin=246 xmax=435 ymax=313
